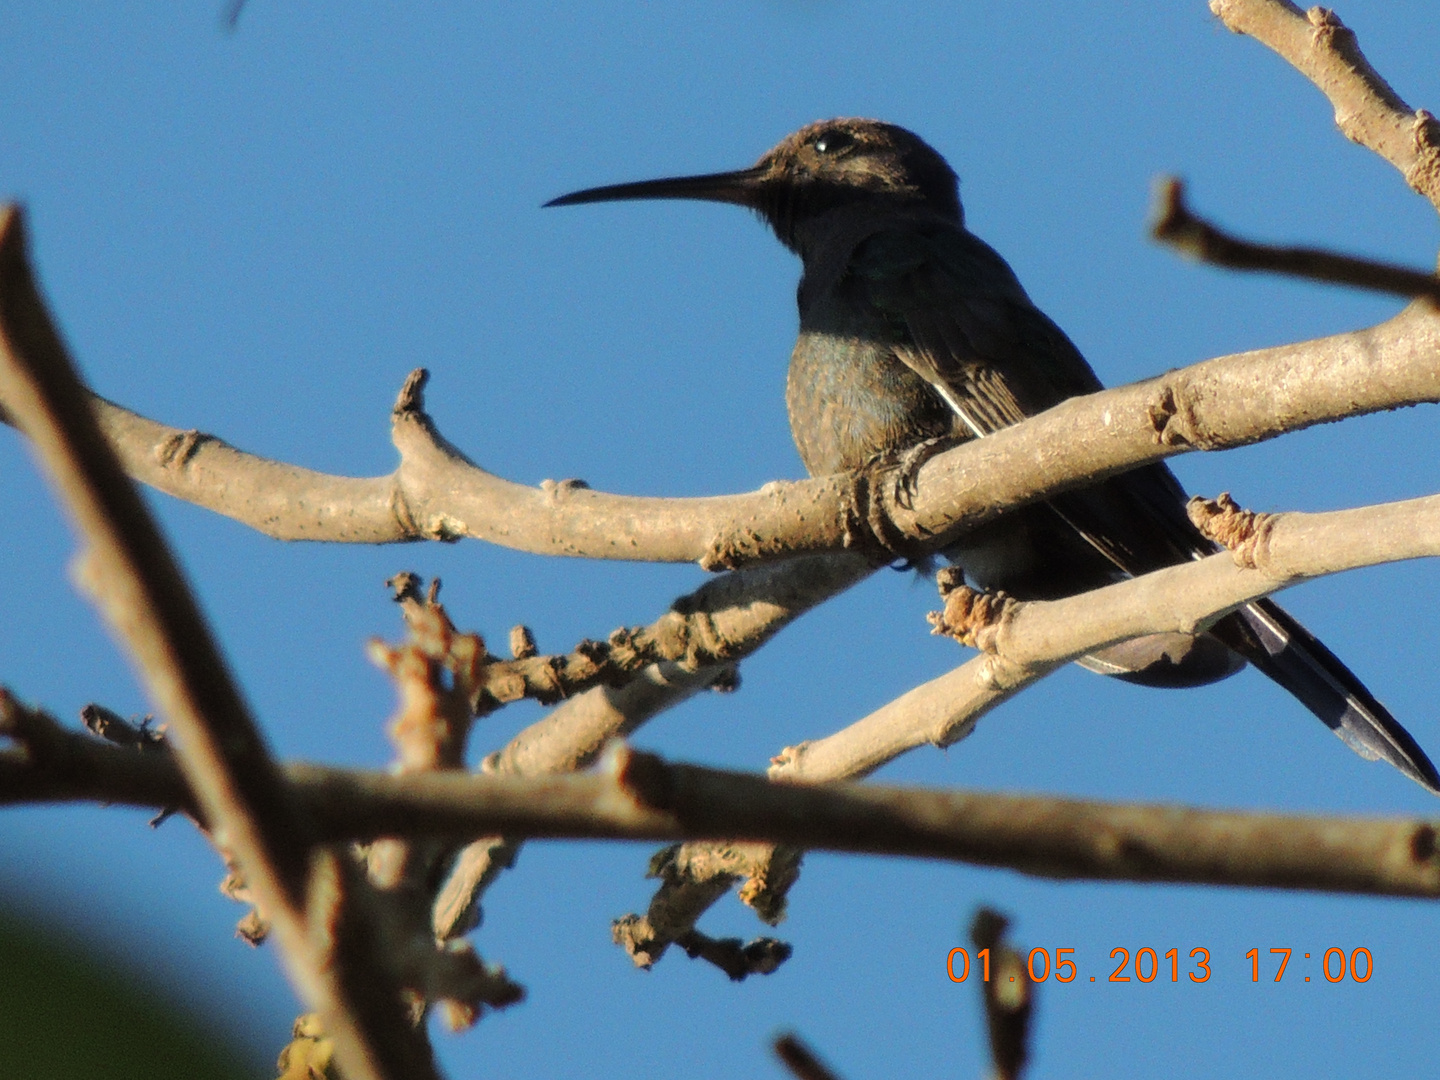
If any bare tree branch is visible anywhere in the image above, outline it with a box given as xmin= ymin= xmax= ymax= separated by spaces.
xmin=1152 ymin=177 xmax=1440 ymax=299
xmin=781 ymin=485 xmax=1440 ymax=792
xmin=0 ymin=693 xmax=196 ymax=810
xmin=7 ymin=306 xmax=1439 ymax=569
xmin=774 ymin=1034 xmax=845 ymax=1080
xmin=2 ymin=4 xmax=1436 ymax=1072
xmin=7 ymin=714 xmax=1440 ymax=899
xmin=72 ymin=370 xmax=860 ymax=561
xmin=0 ymin=206 xmax=438 ymax=1080
xmin=431 ymin=551 xmax=873 ymax=940
xmin=612 ymin=490 xmax=1440 ymax=965
xmin=353 ymin=576 xmax=527 ymax=1032
xmin=1210 ymin=0 xmax=1440 ymax=212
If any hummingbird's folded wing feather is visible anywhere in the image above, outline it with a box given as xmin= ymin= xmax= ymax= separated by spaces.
xmin=849 ymin=221 xmax=1440 ymax=791
xmin=852 ymin=222 xmax=1200 ymax=571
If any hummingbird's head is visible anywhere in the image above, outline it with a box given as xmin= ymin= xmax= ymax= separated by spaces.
xmin=750 ymin=119 xmax=961 ymax=240
xmin=545 ymin=118 xmax=962 ymax=254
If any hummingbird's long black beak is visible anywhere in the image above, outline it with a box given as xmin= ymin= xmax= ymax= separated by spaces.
xmin=544 ymin=165 xmax=768 ymax=209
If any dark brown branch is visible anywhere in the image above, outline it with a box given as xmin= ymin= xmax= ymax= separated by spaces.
xmin=1210 ymin=0 xmax=1440 ymax=212
xmin=970 ymin=908 xmax=1033 ymax=1080
xmin=774 ymin=1034 xmax=844 ymax=1080
xmin=0 ymin=207 xmax=437 ymax=1080
xmin=274 ymin=749 xmax=1440 ymax=896
xmin=1152 ymin=177 xmax=1440 ymax=299
xmin=7 ymin=715 xmax=1440 ymax=899
xmin=671 ymin=929 xmax=791 ymax=982
xmin=0 ymin=693 xmax=196 ymax=811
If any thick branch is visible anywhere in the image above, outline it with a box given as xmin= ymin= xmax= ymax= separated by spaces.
xmin=6 ymin=727 xmax=1440 ymax=898
xmin=777 ymin=492 xmax=1440 ymax=786
xmin=616 ymin=491 xmax=1440 ymax=963
xmin=72 ymin=371 xmax=857 ymax=561
xmin=1210 ymin=0 xmax=1440 ymax=212
xmin=0 ymin=207 xmax=436 ymax=1080
xmin=6 ymin=306 xmax=1439 ymax=567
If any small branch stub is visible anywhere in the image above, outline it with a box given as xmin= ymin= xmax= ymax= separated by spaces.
xmin=509 ymin=625 xmax=538 ymax=660
xmin=673 ymin=929 xmax=792 ymax=982
xmin=928 ymin=569 xmax=1016 ymax=652
xmin=1187 ymin=491 xmax=1278 ymax=569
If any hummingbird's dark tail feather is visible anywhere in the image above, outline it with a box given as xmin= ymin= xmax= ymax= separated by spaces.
xmin=1210 ymin=598 xmax=1440 ymax=793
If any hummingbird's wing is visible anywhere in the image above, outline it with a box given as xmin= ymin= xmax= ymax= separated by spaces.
xmin=852 ymin=222 xmax=1202 ymax=571
xmin=848 ymin=220 xmax=1440 ymax=792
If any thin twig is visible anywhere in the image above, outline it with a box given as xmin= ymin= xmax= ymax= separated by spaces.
xmin=0 ymin=206 xmax=437 ymax=1080
xmin=1151 ymin=177 xmax=1440 ymax=299
xmin=970 ymin=908 xmax=1033 ymax=1080
xmin=360 ymin=576 xmax=528 ymax=1031
xmin=774 ymin=1033 xmax=844 ymax=1080
xmin=221 ymin=0 xmax=247 ymax=32
xmin=430 ymin=551 xmax=872 ymax=941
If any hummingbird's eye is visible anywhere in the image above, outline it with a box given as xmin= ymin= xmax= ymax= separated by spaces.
xmin=813 ymin=130 xmax=854 ymax=156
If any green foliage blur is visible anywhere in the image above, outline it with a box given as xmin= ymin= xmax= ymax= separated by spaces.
xmin=0 ymin=906 xmax=262 ymax=1080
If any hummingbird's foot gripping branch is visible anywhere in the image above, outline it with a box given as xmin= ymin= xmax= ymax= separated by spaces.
xmin=888 ymin=434 xmax=961 ymax=510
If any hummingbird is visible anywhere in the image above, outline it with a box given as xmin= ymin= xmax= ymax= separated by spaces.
xmin=547 ymin=117 xmax=1439 ymax=793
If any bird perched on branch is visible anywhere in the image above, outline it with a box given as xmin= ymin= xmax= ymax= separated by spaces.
xmin=547 ymin=117 xmax=1439 ymax=793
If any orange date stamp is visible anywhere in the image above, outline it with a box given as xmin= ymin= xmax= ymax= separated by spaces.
xmin=946 ymin=946 xmax=1373 ymax=984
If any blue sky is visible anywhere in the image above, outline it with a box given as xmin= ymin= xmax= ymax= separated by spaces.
xmin=1 ymin=3 xmax=1438 ymax=1077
